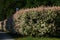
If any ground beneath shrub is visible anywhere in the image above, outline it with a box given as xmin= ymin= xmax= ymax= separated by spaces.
xmin=0 ymin=32 xmax=60 ymax=40
xmin=15 ymin=36 xmax=60 ymax=40
xmin=0 ymin=32 xmax=14 ymax=40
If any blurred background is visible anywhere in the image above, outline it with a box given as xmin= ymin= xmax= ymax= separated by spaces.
xmin=0 ymin=0 xmax=60 ymax=21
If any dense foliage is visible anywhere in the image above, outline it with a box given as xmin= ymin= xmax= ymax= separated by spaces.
xmin=13 ymin=10 xmax=58 ymax=36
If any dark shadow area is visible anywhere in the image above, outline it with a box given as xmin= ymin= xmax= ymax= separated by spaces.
xmin=53 ymin=11 xmax=60 ymax=38
xmin=0 ymin=32 xmax=13 ymax=39
xmin=7 ymin=33 xmax=60 ymax=39
xmin=0 ymin=15 xmax=15 ymax=39
xmin=7 ymin=32 xmax=27 ymax=38
xmin=5 ymin=16 xmax=15 ymax=33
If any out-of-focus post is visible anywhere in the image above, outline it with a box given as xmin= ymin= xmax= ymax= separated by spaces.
xmin=16 ymin=7 xmax=19 ymax=12
xmin=0 ymin=21 xmax=2 ymax=31
xmin=1 ymin=21 xmax=4 ymax=32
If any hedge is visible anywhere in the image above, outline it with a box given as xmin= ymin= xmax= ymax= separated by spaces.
xmin=13 ymin=9 xmax=60 ymax=37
